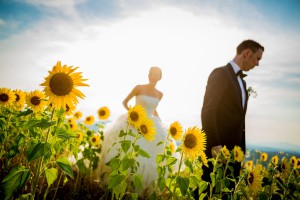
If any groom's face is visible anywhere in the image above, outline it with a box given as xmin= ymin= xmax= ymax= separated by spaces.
xmin=244 ymin=48 xmax=263 ymax=71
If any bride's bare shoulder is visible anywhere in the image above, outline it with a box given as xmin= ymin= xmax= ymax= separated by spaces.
xmin=157 ymin=90 xmax=163 ymax=100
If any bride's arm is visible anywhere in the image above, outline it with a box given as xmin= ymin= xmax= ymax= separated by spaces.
xmin=122 ymin=85 xmax=139 ymax=111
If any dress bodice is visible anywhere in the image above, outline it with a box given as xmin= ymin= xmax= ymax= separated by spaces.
xmin=135 ymin=95 xmax=159 ymax=116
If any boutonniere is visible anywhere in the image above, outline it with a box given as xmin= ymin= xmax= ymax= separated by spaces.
xmin=247 ymin=86 xmax=257 ymax=98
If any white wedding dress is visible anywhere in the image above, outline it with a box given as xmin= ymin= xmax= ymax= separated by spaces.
xmin=99 ymin=95 xmax=180 ymax=188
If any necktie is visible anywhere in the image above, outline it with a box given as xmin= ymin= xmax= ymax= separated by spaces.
xmin=236 ymin=70 xmax=247 ymax=79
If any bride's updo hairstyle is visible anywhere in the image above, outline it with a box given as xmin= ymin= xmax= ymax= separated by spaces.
xmin=149 ymin=66 xmax=162 ymax=81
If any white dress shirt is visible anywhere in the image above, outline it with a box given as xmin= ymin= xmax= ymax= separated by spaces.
xmin=229 ymin=61 xmax=246 ymax=109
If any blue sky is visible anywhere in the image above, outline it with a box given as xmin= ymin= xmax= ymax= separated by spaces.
xmin=0 ymin=0 xmax=300 ymax=148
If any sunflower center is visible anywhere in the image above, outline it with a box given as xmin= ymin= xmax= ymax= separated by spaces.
xmin=130 ymin=111 xmax=139 ymax=122
xmin=249 ymin=172 xmax=254 ymax=184
xmin=49 ymin=73 xmax=74 ymax=96
xmin=15 ymin=94 xmax=20 ymax=102
xmin=70 ymin=124 xmax=73 ymax=128
xmin=235 ymin=152 xmax=239 ymax=158
xmin=0 ymin=93 xmax=9 ymax=102
xmin=184 ymin=134 xmax=197 ymax=149
xmin=92 ymin=138 xmax=96 ymax=143
xmin=100 ymin=110 xmax=106 ymax=116
xmin=170 ymin=127 xmax=177 ymax=136
xmin=87 ymin=117 xmax=91 ymax=121
xmin=140 ymin=125 xmax=148 ymax=134
xmin=31 ymin=96 xmax=41 ymax=105
xmin=77 ymin=134 xmax=80 ymax=139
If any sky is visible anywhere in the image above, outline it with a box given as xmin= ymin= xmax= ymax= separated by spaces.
xmin=0 ymin=0 xmax=300 ymax=147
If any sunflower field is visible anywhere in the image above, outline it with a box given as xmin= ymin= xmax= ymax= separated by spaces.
xmin=0 ymin=61 xmax=299 ymax=200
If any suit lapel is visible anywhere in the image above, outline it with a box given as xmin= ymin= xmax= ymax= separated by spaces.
xmin=242 ymin=79 xmax=248 ymax=114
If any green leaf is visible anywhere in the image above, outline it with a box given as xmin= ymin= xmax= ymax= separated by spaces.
xmin=131 ymin=193 xmax=138 ymax=200
xmin=17 ymin=109 xmax=33 ymax=117
xmin=108 ymin=173 xmax=126 ymax=189
xmin=26 ymin=141 xmax=51 ymax=162
xmin=56 ymin=127 xmax=77 ymax=140
xmin=112 ymin=181 xmax=127 ymax=199
xmin=109 ymin=157 xmax=121 ymax=170
xmin=138 ymin=148 xmax=150 ymax=158
xmin=56 ymin=157 xmax=74 ymax=179
xmin=258 ymin=192 xmax=268 ymax=200
xmin=157 ymin=176 xmax=165 ymax=191
xmin=6 ymin=147 xmax=19 ymax=159
xmin=0 ymin=166 xmax=30 ymax=200
xmin=36 ymin=119 xmax=56 ymax=129
xmin=120 ymin=140 xmax=131 ymax=153
xmin=133 ymin=174 xmax=143 ymax=192
xmin=45 ymin=168 xmax=58 ymax=187
xmin=156 ymin=141 xmax=164 ymax=146
xmin=176 ymin=176 xmax=189 ymax=196
xmin=166 ymin=156 xmax=177 ymax=166
xmin=119 ymin=129 xmax=126 ymax=137
xmin=222 ymin=187 xmax=231 ymax=193
xmin=122 ymin=158 xmax=135 ymax=171
xmin=156 ymin=153 xmax=165 ymax=165
xmin=198 ymin=181 xmax=208 ymax=193
xmin=76 ymin=159 xmax=88 ymax=174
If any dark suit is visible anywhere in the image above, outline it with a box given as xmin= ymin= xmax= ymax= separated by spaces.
xmin=201 ymin=63 xmax=248 ymax=156
xmin=197 ymin=63 xmax=249 ymax=196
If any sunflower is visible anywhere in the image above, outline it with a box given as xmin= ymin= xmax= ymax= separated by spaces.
xmin=233 ymin=146 xmax=244 ymax=162
xmin=297 ymin=158 xmax=300 ymax=169
xmin=98 ymin=106 xmax=110 ymax=120
xmin=40 ymin=61 xmax=89 ymax=110
xmin=279 ymin=157 xmax=290 ymax=176
xmin=0 ymin=88 xmax=15 ymax=107
xmin=69 ymin=121 xmax=78 ymax=131
xmin=64 ymin=103 xmax=76 ymax=116
xmin=255 ymin=164 xmax=265 ymax=174
xmin=271 ymin=155 xmax=279 ymax=165
xmin=199 ymin=151 xmax=209 ymax=167
xmin=138 ymin=118 xmax=156 ymax=141
xmin=13 ymin=89 xmax=26 ymax=110
xmin=260 ymin=152 xmax=268 ymax=162
xmin=169 ymin=142 xmax=175 ymax=154
xmin=247 ymin=167 xmax=263 ymax=194
xmin=168 ymin=121 xmax=183 ymax=141
xmin=182 ymin=126 xmax=206 ymax=160
xmin=67 ymin=118 xmax=75 ymax=124
xmin=76 ymin=132 xmax=84 ymax=142
xmin=127 ymin=105 xmax=147 ymax=128
xmin=221 ymin=145 xmax=230 ymax=160
xmin=26 ymin=90 xmax=47 ymax=112
xmin=84 ymin=115 xmax=95 ymax=125
xmin=91 ymin=134 xmax=101 ymax=147
xmin=290 ymin=156 xmax=297 ymax=169
xmin=245 ymin=160 xmax=254 ymax=170
xmin=73 ymin=111 xmax=83 ymax=120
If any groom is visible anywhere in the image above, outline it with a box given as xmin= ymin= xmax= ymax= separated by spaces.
xmin=200 ymin=39 xmax=264 ymax=193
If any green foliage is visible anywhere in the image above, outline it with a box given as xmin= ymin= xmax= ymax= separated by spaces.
xmin=0 ymin=166 xmax=30 ymax=200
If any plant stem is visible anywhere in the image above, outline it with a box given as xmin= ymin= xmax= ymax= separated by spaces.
xmin=172 ymin=152 xmax=183 ymax=198
xmin=52 ymin=171 xmax=64 ymax=200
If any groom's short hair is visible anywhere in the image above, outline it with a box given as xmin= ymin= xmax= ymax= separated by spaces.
xmin=237 ymin=39 xmax=264 ymax=54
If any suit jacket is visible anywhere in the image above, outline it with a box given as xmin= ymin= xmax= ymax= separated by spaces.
xmin=201 ymin=63 xmax=248 ymax=157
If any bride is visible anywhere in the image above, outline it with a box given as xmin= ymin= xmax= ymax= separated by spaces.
xmin=99 ymin=66 xmax=179 ymax=189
